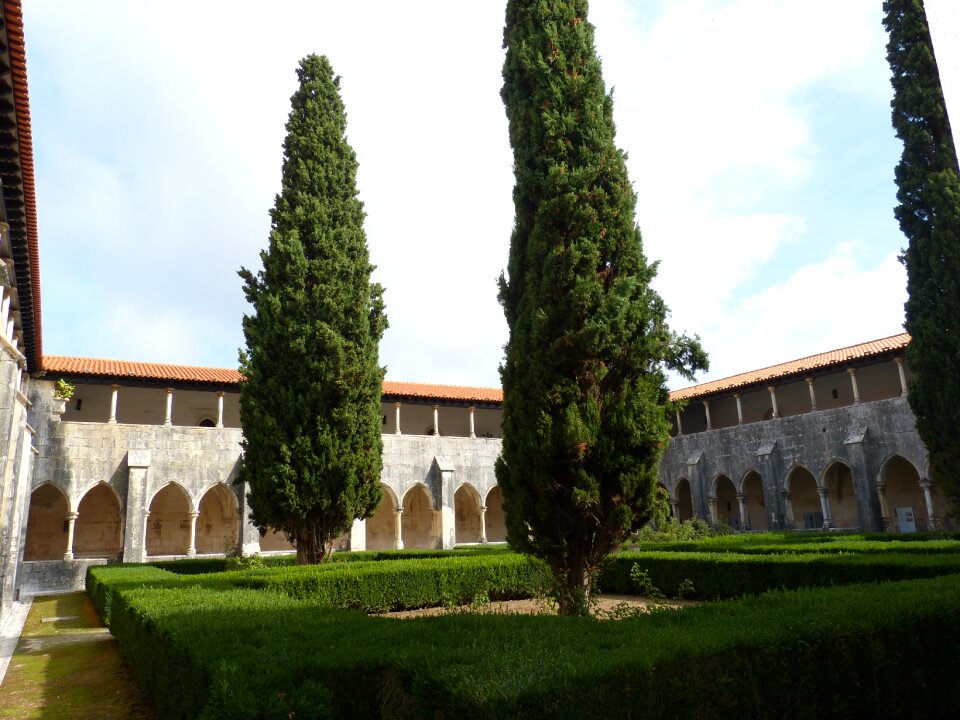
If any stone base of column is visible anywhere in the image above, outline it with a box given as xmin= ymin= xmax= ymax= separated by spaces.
xmin=63 ymin=552 xmax=74 ymax=561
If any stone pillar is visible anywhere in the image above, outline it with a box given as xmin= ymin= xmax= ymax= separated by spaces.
xmin=736 ymin=493 xmax=747 ymax=530
xmin=818 ymin=487 xmax=833 ymax=529
xmin=164 ymin=388 xmax=174 ymax=427
xmin=675 ymin=410 xmax=683 ymax=436
xmin=847 ymin=368 xmax=861 ymax=404
xmin=670 ymin=500 xmax=680 ymax=519
xmin=432 ymin=405 xmax=440 ymax=436
xmin=767 ymin=386 xmax=779 ymax=418
xmin=707 ymin=496 xmax=719 ymax=524
xmin=920 ymin=480 xmax=937 ymax=530
xmin=806 ymin=377 xmax=817 ymax=411
xmin=469 ymin=406 xmax=476 ymax=438
xmin=895 ymin=357 xmax=908 ymax=396
xmin=394 ymin=402 xmax=402 ymax=435
xmin=122 ymin=450 xmax=151 ymax=562
xmin=187 ymin=511 xmax=199 ymax=556
xmin=734 ymin=394 xmax=744 ymax=424
xmin=479 ymin=504 xmax=487 ymax=543
xmin=216 ymin=392 xmax=225 ymax=428
xmin=5 ymin=318 xmax=13 ymax=343
xmin=703 ymin=400 xmax=712 ymax=431
xmin=393 ymin=508 xmax=404 ymax=550
xmin=108 ymin=385 xmax=119 ymax=424
xmin=782 ymin=491 xmax=794 ymax=527
xmin=63 ymin=512 xmax=79 ymax=561
xmin=0 ymin=288 xmax=9 ymax=332
xmin=876 ymin=483 xmax=893 ymax=532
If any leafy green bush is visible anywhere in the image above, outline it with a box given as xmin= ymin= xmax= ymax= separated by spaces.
xmin=600 ymin=550 xmax=960 ymax=598
xmin=91 ymin=564 xmax=960 ymax=719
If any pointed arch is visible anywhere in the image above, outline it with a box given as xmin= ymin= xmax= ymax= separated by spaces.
xmin=74 ymin=482 xmax=123 ymax=558
xmin=24 ymin=483 xmax=69 ymax=560
xmin=713 ymin=474 xmax=739 ymax=528
xmin=674 ymin=478 xmax=693 ymax=522
xmin=785 ymin=465 xmax=820 ymax=529
xmin=484 ymin=485 xmax=506 ymax=542
xmin=365 ymin=482 xmax=400 ymax=551
xmin=146 ymin=482 xmax=192 ymax=556
xmin=402 ymin=483 xmax=437 ymax=549
xmin=822 ymin=460 xmax=859 ymax=529
xmin=880 ymin=454 xmax=927 ymax=531
xmin=196 ymin=483 xmax=240 ymax=554
xmin=740 ymin=470 xmax=767 ymax=530
xmin=454 ymin=483 xmax=482 ymax=544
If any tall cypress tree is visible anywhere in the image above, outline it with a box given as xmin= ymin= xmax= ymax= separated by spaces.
xmin=238 ymin=55 xmax=387 ymax=564
xmin=498 ymin=0 xmax=707 ymax=615
xmin=884 ymin=0 xmax=960 ymax=513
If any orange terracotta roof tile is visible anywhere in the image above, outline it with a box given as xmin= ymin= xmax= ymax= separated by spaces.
xmin=3 ymin=0 xmax=43 ymax=369
xmin=41 ymin=355 xmax=504 ymax=404
xmin=669 ymin=333 xmax=910 ymax=401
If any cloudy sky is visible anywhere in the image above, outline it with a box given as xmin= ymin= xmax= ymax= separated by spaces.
xmin=23 ymin=1 xmax=929 ymax=389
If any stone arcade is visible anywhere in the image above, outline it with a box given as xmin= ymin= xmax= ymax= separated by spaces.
xmin=0 ymin=1 xmax=956 ymax=626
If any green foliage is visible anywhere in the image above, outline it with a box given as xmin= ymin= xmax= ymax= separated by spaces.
xmin=54 ymin=378 xmax=75 ymax=400
xmin=237 ymin=54 xmax=387 ymax=564
xmin=497 ymin=0 xmax=707 ymax=616
xmin=635 ymin=516 xmax=730 ymax=543
xmin=234 ymin=554 xmax=548 ymax=612
xmin=884 ymin=0 xmax=960 ymax=512
xmin=89 ymin=561 xmax=960 ymax=719
xmin=600 ymin=549 xmax=960 ymax=599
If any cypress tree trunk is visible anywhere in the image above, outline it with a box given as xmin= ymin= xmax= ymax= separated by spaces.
xmin=498 ymin=0 xmax=707 ymax=615
xmin=238 ymin=55 xmax=387 ymax=564
xmin=884 ymin=0 xmax=960 ymax=514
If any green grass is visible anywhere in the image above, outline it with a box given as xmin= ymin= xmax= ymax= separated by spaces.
xmin=0 ymin=593 xmax=155 ymax=720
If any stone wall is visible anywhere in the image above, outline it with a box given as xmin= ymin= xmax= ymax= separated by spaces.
xmin=660 ymin=396 xmax=930 ymax=531
xmin=18 ymin=559 xmax=106 ymax=596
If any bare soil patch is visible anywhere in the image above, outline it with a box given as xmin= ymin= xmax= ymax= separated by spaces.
xmin=380 ymin=594 xmax=697 ymax=619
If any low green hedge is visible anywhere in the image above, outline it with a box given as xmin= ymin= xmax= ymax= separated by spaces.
xmin=634 ymin=537 xmax=960 ymax=555
xmin=91 ymin=566 xmax=960 ymax=719
xmin=233 ymin=553 xmax=547 ymax=611
xmin=601 ymin=550 xmax=960 ymax=598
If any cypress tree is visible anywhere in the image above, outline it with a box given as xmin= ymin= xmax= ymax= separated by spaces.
xmin=884 ymin=0 xmax=960 ymax=513
xmin=497 ymin=0 xmax=707 ymax=615
xmin=238 ymin=55 xmax=387 ymax=564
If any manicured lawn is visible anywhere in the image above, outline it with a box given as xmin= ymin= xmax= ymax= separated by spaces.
xmin=0 ymin=592 xmax=155 ymax=720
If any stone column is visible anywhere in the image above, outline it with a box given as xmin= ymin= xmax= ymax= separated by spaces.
xmin=216 ymin=392 xmax=225 ymax=428
xmin=818 ymin=487 xmax=833 ymax=529
xmin=876 ymin=483 xmax=893 ymax=532
xmin=164 ymin=388 xmax=174 ymax=427
xmin=349 ymin=518 xmax=366 ymax=552
xmin=707 ymin=496 xmax=719 ymax=524
xmin=782 ymin=491 xmax=794 ymax=527
xmin=63 ymin=512 xmax=79 ymax=561
xmin=108 ymin=385 xmax=119 ymax=424
xmin=675 ymin=410 xmax=683 ymax=436
xmin=123 ymin=450 xmax=152 ymax=562
xmin=394 ymin=402 xmax=402 ymax=435
xmin=703 ymin=400 xmax=712 ymax=431
xmin=847 ymin=368 xmax=861 ymax=404
xmin=393 ymin=508 xmax=404 ymax=550
xmin=806 ymin=377 xmax=817 ymax=411
xmin=187 ymin=511 xmax=199 ymax=556
xmin=5 ymin=318 xmax=13 ymax=343
xmin=767 ymin=386 xmax=779 ymax=418
xmin=479 ymin=504 xmax=487 ymax=543
xmin=736 ymin=493 xmax=747 ymax=530
xmin=432 ymin=405 xmax=440 ymax=436
xmin=670 ymin=499 xmax=680 ymax=519
xmin=468 ymin=406 xmax=476 ymax=438
xmin=734 ymin=394 xmax=744 ymax=424
xmin=0 ymin=289 xmax=9 ymax=333
xmin=920 ymin=480 xmax=937 ymax=530
xmin=895 ymin=357 xmax=908 ymax=396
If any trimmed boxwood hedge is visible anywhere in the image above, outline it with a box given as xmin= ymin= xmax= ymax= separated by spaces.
xmin=89 ymin=565 xmax=960 ymax=719
xmin=601 ymin=550 xmax=960 ymax=598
